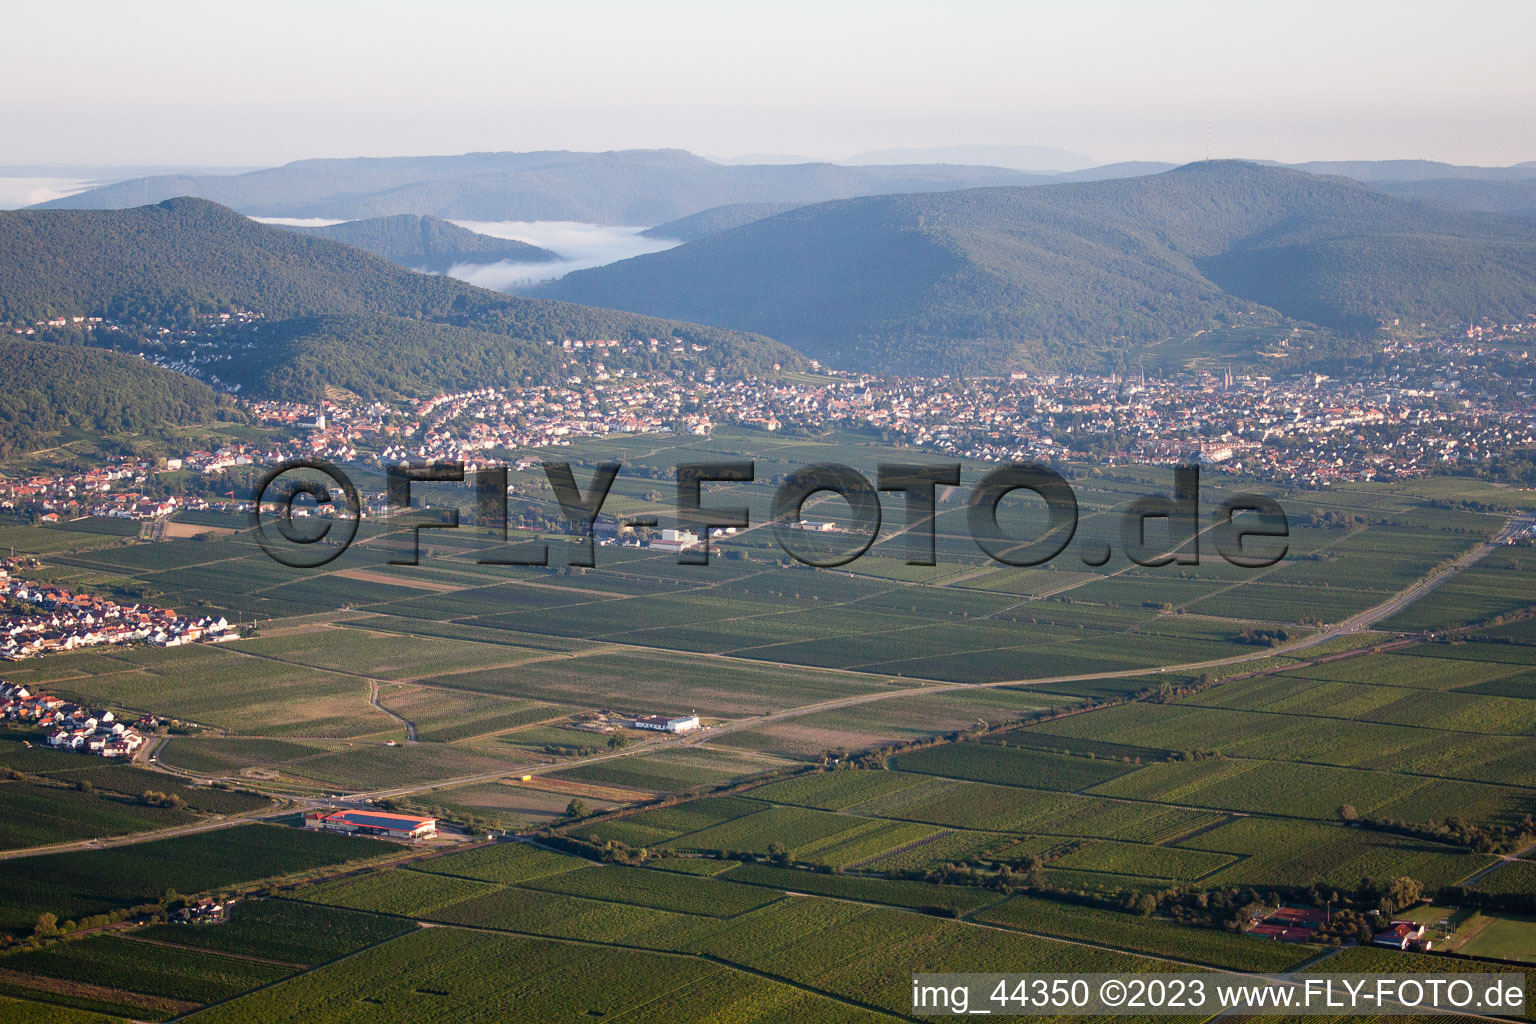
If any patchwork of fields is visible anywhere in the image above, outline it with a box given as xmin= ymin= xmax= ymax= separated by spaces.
xmin=1 ymin=454 xmax=1533 ymax=1020
xmin=0 ymin=834 xmax=1332 ymax=1022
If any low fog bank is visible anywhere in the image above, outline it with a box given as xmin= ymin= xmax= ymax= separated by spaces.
xmin=445 ymin=220 xmax=680 ymax=290
xmin=0 ymin=177 xmax=99 ymax=210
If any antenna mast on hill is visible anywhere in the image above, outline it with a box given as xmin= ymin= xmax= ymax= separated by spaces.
xmin=1206 ymin=119 xmax=1212 ymax=162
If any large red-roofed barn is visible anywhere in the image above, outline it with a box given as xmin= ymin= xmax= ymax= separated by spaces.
xmin=304 ymin=809 xmax=437 ymax=839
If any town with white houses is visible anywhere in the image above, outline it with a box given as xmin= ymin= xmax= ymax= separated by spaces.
xmin=0 ymin=681 xmax=156 ymax=758
xmin=2 ymin=315 xmax=1534 ymax=532
xmin=0 ymin=572 xmax=235 ymax=661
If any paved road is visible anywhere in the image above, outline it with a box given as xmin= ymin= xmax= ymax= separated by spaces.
xmin=1456 ymin=838 xmax=1536 ymax=888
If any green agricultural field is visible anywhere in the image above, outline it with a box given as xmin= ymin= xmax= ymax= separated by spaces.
xmin=840 ymin=775 xmax=1069 ymax=831
xmin=1087 ymin=758 xmax=1425 ymax=820
xmin=414 ymin=840 xmax=585 ymax=885
xmin=984 ymin=728 xmax=1171 ymax=763
xmin=264 ymin=742 xmax=520 ymax=791
xmin=860 ymin=830 xmax=1047 ymax=873
xmin=385 ymin=691 xmax=565 ymax=743
xmin=424 ymin=883 xmax=692 ymax=943
xmin=790 ymin=818 xmax=945 ymax=869
xmin=6 ymin=458 xmax=1532 ymax=1023
xmin=571 ymin=816 xmax=688 ymax=848
xmin=745 ymin=770 xmax=928 ymax=810
xmin=845 ymin=774 xmax=1216 ymax=842
xmin=661 ymin=804 xmax=876 ymax=855
xmin=572 ymin=795 xmax=767 ymax=847
xmin=1453 ymin=912 xmax=1536 ymax=963
xmin=0 ymin=522 xmax=130 ymax=556
xmin=723 ymin=863 xmax=1003 ymax=915
xmin=1470 ymin=859 xmax=1536 ymax=896
xmin=135 ymin=897 xmax=416 ymax=964
xmin=1305 ymin=944 xmax=1520 ymax=975
xmin=0 ymin=934 xmax=291 ymax=1004
xmin=551 ymin=747 xmax=793 ymax=792
xmin=1023 ymin=694 xmax=1536 ymax=809
xmin=0 ymin=993 xmax=132 ymax=1024
xmin=892 ymin=743 xmax=1139 ymax=791
xmin=648 ymin=856 xmax=742 ymax=876
xmin=1276 ymin=650 xmax=1533 ymax=689
xmin=183 ymin=926 xmax=890 ymax=1024
xmin=431 ymin=645 xmax=902 ymax=716
xmin=1047 ymin=839 xmax=1236 ymax=881
xmin=300 ymin=866 xmax=498 ymax=916
xmin=973 ymin=893 xmax=1314 ymax=971
xmin=693 ymin=898 xmax=1176 ymax=1017
xmin=38 ymin=645 xmax=391 ymax=739
xmin=716 ymin=686 xmax=1070 ymax=756
xmin=29 ymin=765 xmax=273 ymax=815
xmin=0 ymin=781 xmax=200 ymax=851
xmin=229 ymin=627 xmax=545 ymax=682
xmin=154 ymin=736 xmax=333 ymax=778
xmin=522 ymin=864 xmax=780 ymax=916
xmin=0 ymin=824 xmax=388 ymax=933
xmin=1178 ymin=816 xmax=1490 ymax=889
xmin=1380 ymin=548 xmax=1536 ymax=631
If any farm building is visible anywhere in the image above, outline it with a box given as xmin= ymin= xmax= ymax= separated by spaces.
xmin=1246 ymin=904 xmax=1326 ymax=942
xmin=304 ymin=809 xmax=438 ymax=839
xmin=172 ymin=897 xmax=233 ymax=923
xmin=1373 ymin=921 xmax=1431 ymax=951
xmin=631 ymin=713 xmax=701 ymax=734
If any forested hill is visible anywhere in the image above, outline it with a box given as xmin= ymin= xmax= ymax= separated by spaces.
xmin=31 ymin=149 xmax=1055 ymax=223
xmin=0 ymin=198 xmax=528 ymax=322
xmin=0 ymin=340 xmax=222 ymax=458
xmin=642 ymin=202 xmax=806 ymax=242
xmin=537 ymin=161 xmax=1536 ymax=374
xmin=0 ymin=198 xmax=800 ymax=391
xmin=283 ymin=215 xmax=559 ymax=272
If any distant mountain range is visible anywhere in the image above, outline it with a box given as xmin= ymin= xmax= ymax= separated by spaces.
xmin=0 ymin=198 xmax=798 ymax=401
xmin=6 ymin=160 xmax=1534 ymax=400
xmin=1368 ymin=179 xmax=1536 ymax=218
xmin=536 ymin=161 xmax=1536 ymax=374
xmin=33 ymin=150 xmax=1060 ymax=224
xmin=282 ymin=214 xmax=559 ymax=272
xmin=840 ymin=145 xmax=1096 ymax=172
xmin=32 ymin=149 xmax=1536 ymax=226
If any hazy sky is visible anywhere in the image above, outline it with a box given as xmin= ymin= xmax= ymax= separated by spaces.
xmin=6 ymin=0 xmax=1534 ymax=168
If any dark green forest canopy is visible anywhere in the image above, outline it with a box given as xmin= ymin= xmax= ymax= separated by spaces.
xmin=0 ymin=198 xmax=800 ymax=397
xmin=0 ymin=339 xmax=222 ymax=457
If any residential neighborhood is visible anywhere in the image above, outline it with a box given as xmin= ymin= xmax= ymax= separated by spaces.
xmin=0 ymin=681 xmax=154 ymax=758
xmin=0 ymin=574 xmax=235 ymax=660
xmin=4 ymin=316 xmax=1534 ymax=535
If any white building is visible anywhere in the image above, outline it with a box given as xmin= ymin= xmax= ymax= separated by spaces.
xmin=631 ymin=713 xmax=701 ymax=734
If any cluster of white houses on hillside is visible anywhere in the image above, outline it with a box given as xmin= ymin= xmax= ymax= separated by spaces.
xmin=0 ymin=576 xmax=236 ymax=660
xmin=0 ymin=682 xmax=151 ymax=758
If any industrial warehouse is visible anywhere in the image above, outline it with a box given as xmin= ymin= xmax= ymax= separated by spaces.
xmin=303 ymin=809 xmax=438 ymax=840
xmin=630 ymin=713 xmax=700 ymax=733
